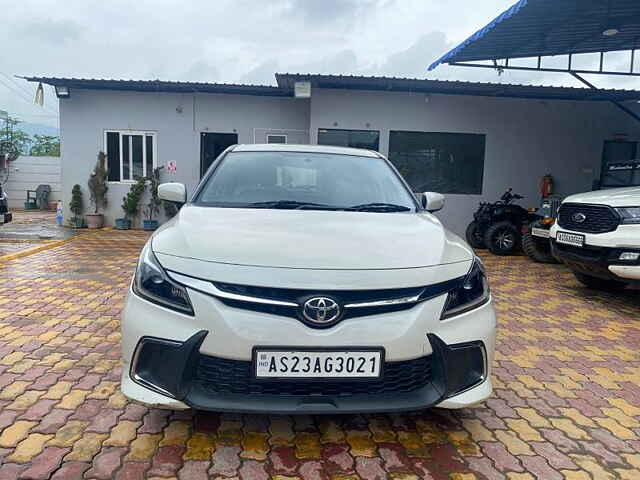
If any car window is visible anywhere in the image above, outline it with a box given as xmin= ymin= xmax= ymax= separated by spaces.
xmin=195 ymin=151 xmax=416 ymax=210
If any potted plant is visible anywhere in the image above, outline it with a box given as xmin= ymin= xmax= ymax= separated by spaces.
xmin=116 ymin=177 xmax=146 ymax=230
xmin=163 ymin=200 xmax=179 ymax=220
xmin=86 ymin=152 xmax=108 ymax=229
xmin=68 ymin=184 xmax=85 ymax=228
xmin=143 ymin=166 xmax=163 ymax=230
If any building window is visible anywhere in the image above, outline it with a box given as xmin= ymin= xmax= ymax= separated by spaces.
xmin=388 ymin=131 xmax=485 ymax=194
xmin=318 ymin=128 xmax=380 ymax=151
xmin=104 ymin=130 xmax=157 ymax=182
xmin=267 ymin=134 xmax=287 ymax=144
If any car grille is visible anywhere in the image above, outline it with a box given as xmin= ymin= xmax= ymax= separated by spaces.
xmin=194 ymin=354 xmax=432 ymax=396
xmin=552 ymin=242 xmax=605 ymax=261
xmin=214 ymin=282 xmax=425 ymax=305
xmin=212 ymin=278 xmax=462 ymax=322
xmin=557 ymin=203 xmax=619 ymax=233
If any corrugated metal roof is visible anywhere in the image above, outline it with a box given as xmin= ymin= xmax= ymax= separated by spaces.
xmin=276 ymin=73 xmax=640 ymax=102
xmin=429 ymin=0 xmax=640 ymax=70
xmin=19 ymin=76 xmax=288 ymax=96
xmin=21 ymin=73 xmax=640 ymax=102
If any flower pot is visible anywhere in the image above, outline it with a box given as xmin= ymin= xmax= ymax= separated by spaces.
xmin=69 ymin=216 xmax=85 ymax=228
xmin=85 ymin=213 xmax=104 ymax=229
xmin=115 ymin=218 xmax=131 ymax=230
xmin=143 ymin=219 xmax=159 ymax=231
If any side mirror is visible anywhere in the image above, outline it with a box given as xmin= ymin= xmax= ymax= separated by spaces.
xmin=420 ymin=192 xmax=445 ymax=212
xmin=158 ymin=183 xmax=187 ymax=204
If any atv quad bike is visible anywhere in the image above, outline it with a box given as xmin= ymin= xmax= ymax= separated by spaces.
xmin=521 ymin=196 xmax=561 ymax=264
xmin=466 ymin=189 xmax=541 ymax=256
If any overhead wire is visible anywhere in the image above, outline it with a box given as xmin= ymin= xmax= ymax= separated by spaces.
xmin=0 ymin=73 xmax=59 ymax=116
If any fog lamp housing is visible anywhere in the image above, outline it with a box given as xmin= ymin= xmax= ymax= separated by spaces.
xmin=131 ymin=331 xmax=207 ymax=400
xmin=619 ymin=252 xmax=640 ymax=261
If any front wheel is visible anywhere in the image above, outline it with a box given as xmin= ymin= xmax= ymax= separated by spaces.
xmin=465 ymin=221 xmax=486 ymax=249
xmin=522 ymin=230 xmax=558 ymax=264
xmin=573 ymin=271 xmax=628 ymax=292
xmin=484 ymin=221 xmax=520 ymax=256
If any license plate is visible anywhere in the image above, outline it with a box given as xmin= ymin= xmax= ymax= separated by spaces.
xmin=556 ymin=231 xmax=585 ymax=247
xmin=531 ymin=227 xmax=550 ymax=238
xmin=254 ymin=349 xmax=383 ymax=379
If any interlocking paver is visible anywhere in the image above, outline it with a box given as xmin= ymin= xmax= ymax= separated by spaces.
xmin=0 ymin=229 xmax=638 ymax=478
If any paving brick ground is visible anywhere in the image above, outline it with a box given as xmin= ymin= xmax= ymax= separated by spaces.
xmin=0 ymin=229 xmax=639 ymax=479
xmin=0 ymin=241 xmax=44 ymax=257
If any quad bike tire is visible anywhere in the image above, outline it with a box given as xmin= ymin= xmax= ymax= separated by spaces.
xmin=465 ymin=221 xmax=486 ymax=249
xmin=522 ymin=231 xmax=559 ymax=264
xmin=573 ymin=271 xmax=628 ymax=292
xmin=484 ymin=221 xmax=521 ymax=256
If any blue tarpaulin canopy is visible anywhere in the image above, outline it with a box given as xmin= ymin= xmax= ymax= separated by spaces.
xmin=429 ymin=0 xmax=640 ymax=71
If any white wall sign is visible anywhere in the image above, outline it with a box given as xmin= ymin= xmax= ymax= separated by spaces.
xmin=294 ymin=81 xmax=311 ymax=98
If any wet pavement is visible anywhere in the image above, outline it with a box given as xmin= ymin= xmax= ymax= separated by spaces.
xmin=1 ymin=211 xmax=77 ymax=242
xmin=0 ymin=229 xmax=639 ymax=479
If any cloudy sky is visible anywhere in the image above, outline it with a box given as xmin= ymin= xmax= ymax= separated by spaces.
xmin=2 ymin=0 xmax=638 ymax=128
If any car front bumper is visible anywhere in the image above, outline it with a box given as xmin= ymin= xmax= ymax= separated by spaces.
xmin=550 ymin=240 xmax=640 ymax=283
xmin=121 ymin=278 xmax=496 ymax=413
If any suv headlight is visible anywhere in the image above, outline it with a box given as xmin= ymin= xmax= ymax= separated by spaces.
xmin=442 ymin=258 xmax=490 ymax=319
xmin=133 ymin=243 xmax=194 ymax=315
xmin=616 ymin=207 xmax=640 ymax=225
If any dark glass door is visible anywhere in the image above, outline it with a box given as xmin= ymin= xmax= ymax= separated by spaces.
xmin=200 ymin=132 xmax=238 ymax=177
xmin=601 ymin=140 xmax=640 ymax=188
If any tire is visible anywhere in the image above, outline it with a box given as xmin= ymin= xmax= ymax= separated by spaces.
xmin=465 ymin=221 xmax=486 ymax=249
xmin=484 ymin=221 xmax=521 ymax=256
xmin=522 ymin=231 xmax=558 ymax=264
xmin=573 ymin=271 xmax=628 ymax=292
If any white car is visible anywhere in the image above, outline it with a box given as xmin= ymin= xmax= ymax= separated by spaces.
xmin=121 ymin=144 xmax=496 ymax=413
xmin=550 ymin=186 xmax=640 ymax=290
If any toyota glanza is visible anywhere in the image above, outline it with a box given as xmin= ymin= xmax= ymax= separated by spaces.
xmin=121 ymin=144 xmax=497 ymax=413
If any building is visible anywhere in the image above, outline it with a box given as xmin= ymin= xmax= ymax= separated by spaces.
xmin=24 ymin=73 xmax=640 ymax=235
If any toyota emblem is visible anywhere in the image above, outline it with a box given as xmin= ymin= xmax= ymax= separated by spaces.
xmin=572 ymin=212 xmax=587 ymax=223
xmin=302 ymin=297 xmax=341 ymax=325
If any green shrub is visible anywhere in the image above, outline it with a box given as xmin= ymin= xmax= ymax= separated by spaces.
xmin=88 ymin=152 xmax=108 ymax=214
xmin=121 ymin=177 xmax=146 ymax=221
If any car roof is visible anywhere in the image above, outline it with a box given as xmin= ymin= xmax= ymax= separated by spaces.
xmin=232 ymin=143 xmax=380 ymax=158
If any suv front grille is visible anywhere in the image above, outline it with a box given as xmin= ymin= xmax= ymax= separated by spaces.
xmin=195 ymin=354 xmax=432 ymax=396
xmin=557 ymin=203 xmax=619 ymax=233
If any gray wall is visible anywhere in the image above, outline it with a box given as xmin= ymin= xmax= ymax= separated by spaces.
xmin=309 ymin=89 xmax=640 ymax=234
xmin=5 ymin=155 xmax=61 ymax=210
xmin=59 ymin=89 xmax=309 ymax=225
xmin=58 ymin=86 xmax=640 ymax=235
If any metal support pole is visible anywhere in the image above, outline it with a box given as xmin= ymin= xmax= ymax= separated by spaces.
xmin=571 ymin=72 xmax=640 ymax=124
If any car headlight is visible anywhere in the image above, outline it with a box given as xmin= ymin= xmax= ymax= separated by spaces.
xmin=616 ymin=207 xmax=640 ymax=225
xmin=133 ymin=243 xmax=194 ymax=315
xmin=441 ymin=258 xmax=490 ymax=319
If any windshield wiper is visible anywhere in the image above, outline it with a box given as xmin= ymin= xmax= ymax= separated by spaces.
xmin=245 ymin=200 xmax=342 ymax=210
xmin=348 ymin=202 xmax=411 ymax=212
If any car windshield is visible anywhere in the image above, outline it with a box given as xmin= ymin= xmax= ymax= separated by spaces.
xmin=195 ymin=151 xmax=416 ymax=212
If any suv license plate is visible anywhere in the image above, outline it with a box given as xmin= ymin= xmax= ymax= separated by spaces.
xmin=254 ymin=349 xmax=382 ymax=379
xmin=531 ymin=227 xmax=550 ymax=238
xmin=556 ymin=231 xmax=585 ymax=247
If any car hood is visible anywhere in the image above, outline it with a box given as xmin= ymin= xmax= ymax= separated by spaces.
xmin=152 ymin=205 xmax=472 ymax=270
xmin=564 ymin=186 xmax=640 ymax=207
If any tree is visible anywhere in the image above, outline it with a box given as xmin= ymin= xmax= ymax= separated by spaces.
xmin=0 ymin=117 xmax=31 ymax=161
xmin=88 ymin=152 xmax=109 ymax=214
xmin=144 ymin=166 xmax=163 ymax=221
xmin=30 ymin=134 xmax=60 ymax=156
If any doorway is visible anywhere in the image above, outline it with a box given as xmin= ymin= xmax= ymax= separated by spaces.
xmin=200 ymin=132 xmax=238 ymax=177
xmin=600 ymin=140 xmax=640 ymax=188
